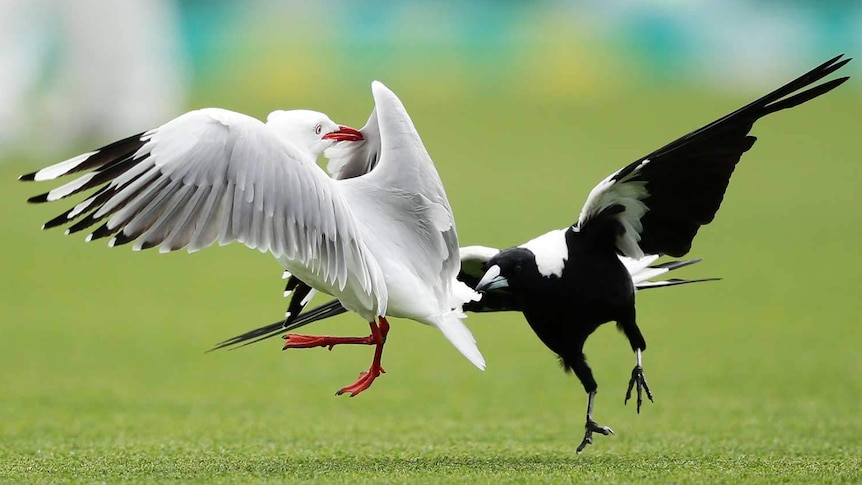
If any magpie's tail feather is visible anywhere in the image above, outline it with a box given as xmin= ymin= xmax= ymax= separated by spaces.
xmin=630 ymin=257 xmax=720 ymax=290
xmin=207 ymin=320 xmax=286 ymax=352
xmin=281 ymin=299 xmax=347 ymax=333
xmin=635 ymin=277 xmax=721 ymax=291
xmin=208 ymin=300 xmax=348 ymax=352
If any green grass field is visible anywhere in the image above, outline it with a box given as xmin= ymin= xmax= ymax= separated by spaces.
xmin=2 ymin=87 xmax=861 ymax=484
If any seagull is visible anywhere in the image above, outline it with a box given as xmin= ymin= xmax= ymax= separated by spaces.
xmin=19 ymin=81 xmax=484 ymax=397
xmin=215 ymin=54 xmax=849 ymax=452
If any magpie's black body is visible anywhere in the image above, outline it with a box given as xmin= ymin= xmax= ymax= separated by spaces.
xmin=515 ymin=231 xmax=638 ymax=388
xmin=212 ymin=55 xmax=850 ymax=452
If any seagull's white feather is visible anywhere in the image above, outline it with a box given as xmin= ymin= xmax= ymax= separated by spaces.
xmin=332 ymin=82 xmax=482 ymax=366
xmin=30 ymin=151 xmax=97 ymax=181
xmin=32 ymin=107 xmax=387 ymax=320
xmin=24 ymin=82 xmax=484 ymax=369
xmin=324 ymin=108 xmax=381 ymax=180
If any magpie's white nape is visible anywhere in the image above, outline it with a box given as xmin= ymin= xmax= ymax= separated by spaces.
xmin=212 ymin=54 xmax=849 ymax=453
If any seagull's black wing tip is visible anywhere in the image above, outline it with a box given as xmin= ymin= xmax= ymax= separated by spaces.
xmin=18 ymin=172 xmax=36 ymax=182
xmin=27 ymin=193 xmax=49 ymax=204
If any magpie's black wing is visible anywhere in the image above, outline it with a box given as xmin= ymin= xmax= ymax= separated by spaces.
xmin=576 ymin=54 xmax=850 ymax=258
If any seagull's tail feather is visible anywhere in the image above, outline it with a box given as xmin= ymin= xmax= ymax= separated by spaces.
xmin=433 ymin=313 xmax=486 ymax=371
xmin=629 ymin=257 xmax=720 ymax=290
xmin=431 ymin=281 xmax=485 ymax=370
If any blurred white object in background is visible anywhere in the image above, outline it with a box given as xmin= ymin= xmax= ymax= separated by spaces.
xmin=0 ymin=0 xmax=186 ymax=160
xmin=0 ymin=0 xmax=46 ymax=155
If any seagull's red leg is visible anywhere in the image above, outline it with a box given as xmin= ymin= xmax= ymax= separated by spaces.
xmin=282 ymin=333 xmax=374 ymax=350
xmin=335 ymin=316 xmax=390 ymax=397
xmin=283 ymin=318 xmax=384 ymax=350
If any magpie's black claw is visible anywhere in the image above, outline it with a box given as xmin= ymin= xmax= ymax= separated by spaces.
xmin=624 ymin=365 xmax=654 ymax=414
xmin=576 ymin=418 xmax=614 ymax=453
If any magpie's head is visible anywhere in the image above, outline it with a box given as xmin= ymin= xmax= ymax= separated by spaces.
xmin=475 ymin=248 xmax=539 ymax=293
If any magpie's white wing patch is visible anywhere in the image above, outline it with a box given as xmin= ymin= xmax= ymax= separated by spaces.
xmin=519 ymin=229 xmax=569 ymax=278
xmin=22 ymin=108 xmax=384 ymax=300
xmin=577 ymin=160 xmax=651 ymax=258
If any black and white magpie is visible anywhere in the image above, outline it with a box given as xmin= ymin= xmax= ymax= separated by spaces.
xmin=213 ymin=55 xmax=850 ymax=450
xmin=468 ymin=55 xmax=849 ymax=451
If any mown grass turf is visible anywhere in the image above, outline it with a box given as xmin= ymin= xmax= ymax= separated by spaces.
xmin=2 ymin=87 xmax=861 ymax=483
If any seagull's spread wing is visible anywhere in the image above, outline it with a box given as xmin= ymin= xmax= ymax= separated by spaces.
xmin=343 ymin=82 xmax=462 ymax=292
xmin=576 ymin=55 xmax=850 ymax=259
xmin=336 ymin=82 xmax=483 ymax=368
xmin=324 ymin=108 xmax=381 ymax=180
xmin=22 ymin=108 xmax=384 ymax=302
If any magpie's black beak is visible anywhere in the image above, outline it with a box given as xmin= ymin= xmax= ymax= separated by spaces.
xmin=476 ymin=264 xmax=508 ymax=292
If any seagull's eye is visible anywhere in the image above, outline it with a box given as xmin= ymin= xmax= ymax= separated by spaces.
xmin=515 ymin=264 xmax=522 ymax=273
xmin=314 ymin=123 xmax=322 ymax=135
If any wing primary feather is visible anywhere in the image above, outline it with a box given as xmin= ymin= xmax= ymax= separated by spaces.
xmin=19 ymin=132 xmax=147 ymax=182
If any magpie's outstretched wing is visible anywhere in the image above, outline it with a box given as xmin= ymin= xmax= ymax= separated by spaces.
xmin=576 ymin=55 xmax=850 ymax=259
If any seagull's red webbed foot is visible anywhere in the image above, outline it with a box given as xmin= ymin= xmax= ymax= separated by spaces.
xmin=335 ymin=317 xmax=390 ymax=397
xmin=283 ymin=317 xmax=390 ymax=397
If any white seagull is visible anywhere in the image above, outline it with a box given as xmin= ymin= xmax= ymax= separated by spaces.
xmin=20 ymin=81 xmax=484 ymax=397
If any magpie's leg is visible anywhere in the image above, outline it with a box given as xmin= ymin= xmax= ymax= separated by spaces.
xmin=569 ymin=353 xmax=614 ymax=453
xmin=577 ymin=390 xmax=614 ymax=453
xmin=618 ymin=311 xmax=654 ymax=413
xmin=625 ymin=348 xmax=653 ymax=413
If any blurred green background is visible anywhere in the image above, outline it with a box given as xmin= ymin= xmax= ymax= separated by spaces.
xmin=1 ymin=2 xmax=861 ymax=483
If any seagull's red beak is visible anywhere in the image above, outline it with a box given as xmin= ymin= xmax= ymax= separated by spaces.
xmin=322 ymin=125 xmax=364 ymax=142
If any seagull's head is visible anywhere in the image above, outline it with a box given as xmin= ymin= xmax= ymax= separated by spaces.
xmin=267 ymin=109 xmax=364 ymax=157
xmin=475 ymin=248 xmax=539 ymax=293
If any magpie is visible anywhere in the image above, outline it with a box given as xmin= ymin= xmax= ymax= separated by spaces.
xmin=213 ymin=55 xmax=850 ymax=450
